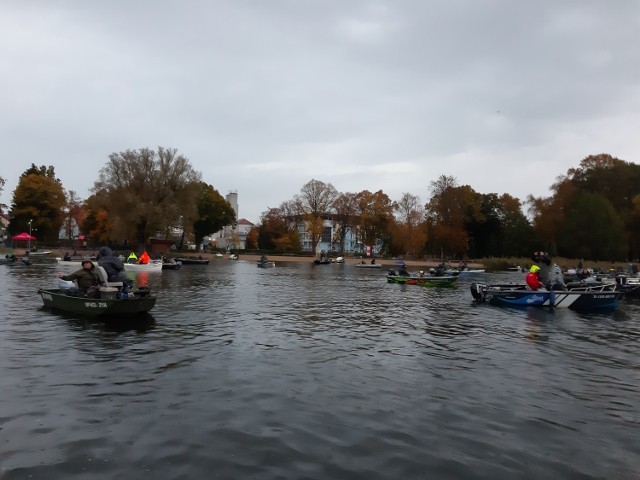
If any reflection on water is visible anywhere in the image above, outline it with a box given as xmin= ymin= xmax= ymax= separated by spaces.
xmin=1 ymin=260 xmax=639 ymax=479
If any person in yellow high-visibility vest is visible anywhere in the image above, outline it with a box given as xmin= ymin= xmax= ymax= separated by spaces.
xmin=127 ymin=251 xmax=138 ymax=264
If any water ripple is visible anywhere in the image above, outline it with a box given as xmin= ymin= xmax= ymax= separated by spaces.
xmin=1 ymin=262 xmax=639 ymax=478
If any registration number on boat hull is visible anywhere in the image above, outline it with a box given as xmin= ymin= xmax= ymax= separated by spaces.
xmin=84 ymin=302 xmax=109 ymax=308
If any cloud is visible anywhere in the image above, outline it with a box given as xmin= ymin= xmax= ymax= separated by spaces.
xmin=1 ymin=0 xmax=638 ymax=224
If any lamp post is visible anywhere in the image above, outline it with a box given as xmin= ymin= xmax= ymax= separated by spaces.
xmin=28 ymin=219 xmax=33 ymax=252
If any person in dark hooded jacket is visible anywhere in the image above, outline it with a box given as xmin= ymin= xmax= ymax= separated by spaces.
xmin=97 ymin=246 xmax=131 ymax=286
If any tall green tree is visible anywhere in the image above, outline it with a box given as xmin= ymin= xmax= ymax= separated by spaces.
xmin=191 ymin=182 xmax=236 ymax=248
xmin=9 ymin=164 xmax=66 ymax=242
xmin=463 ymin=193 xmax=533 ymax=258
xmin=530 ymin=153 xmax=640 ymax=259
xmin=565 ymin=154 xmax=640 ymax=259
xmin=558 ymin=192 xmax=627 ymax=260
xmin=497 ymin=194 xmax=534 ymax=257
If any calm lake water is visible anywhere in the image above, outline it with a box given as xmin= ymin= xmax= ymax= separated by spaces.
xmin=1 ymin=258 xmax=639 ymax=479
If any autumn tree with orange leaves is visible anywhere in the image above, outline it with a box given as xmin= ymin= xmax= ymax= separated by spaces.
xmin=425 ymin=175 xmax=481 ymax=258
xmin=9 ymin=164 xmax=66 ymax=242
xmin=354 ymin=189 xmax=396 ymax=254
xmin=389 ymin=192 xmax=427 ymax=258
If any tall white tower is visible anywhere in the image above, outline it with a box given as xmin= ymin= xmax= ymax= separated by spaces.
xmin=226 ymin=191 xmax=238 ymax=220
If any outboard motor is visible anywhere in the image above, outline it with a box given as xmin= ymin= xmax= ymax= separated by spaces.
xmin=470 ymin=283 xmax=486 ymax=302
xmin=549 ymin=263 xmax=566 ymax=290
xmin=388 ymin=269 xmax=397 ymax=276
xmin=615 ymin=275 xmax=627 ymax=287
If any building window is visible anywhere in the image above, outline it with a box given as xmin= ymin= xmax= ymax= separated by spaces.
xmin=321 ymin=226 xmax=332 ymax=243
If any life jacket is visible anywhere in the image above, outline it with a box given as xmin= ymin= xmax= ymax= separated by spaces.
xmin=526 ymin=272 xmax=542 ymax=290
xmin=138 ymin=251 xmax=150 ymax=264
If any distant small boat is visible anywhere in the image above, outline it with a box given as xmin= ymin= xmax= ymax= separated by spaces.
xmin=174 ymin=257 xmax=210 ymax=265
xmin=56 ymin=258 xmax=91 ymax=268
xmin=354 ymin=262 xmax=382 ymax=269
xmin=28 ymin=250 xmax=52 ymax=256
xmin=257 ymin=259 xmax=275 ymax=268
xmin=387 ymin=274 xmax=458 ymax=287
xmin=446 ymin=268 xmax=486 ymax=276
xmin=1 ymin=255 xmax=29 ymax=265
xmin=162 ymin=260 xmax=182 ymax=270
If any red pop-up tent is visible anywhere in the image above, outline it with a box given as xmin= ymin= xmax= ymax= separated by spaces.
xmin=12 ymin=232 xmax=36 ymax=241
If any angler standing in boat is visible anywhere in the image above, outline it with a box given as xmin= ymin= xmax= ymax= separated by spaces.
xmin=532 ymin=251 xmax=552 ymax=288
xmin=57 ymin=260 xmax=100 ymax=296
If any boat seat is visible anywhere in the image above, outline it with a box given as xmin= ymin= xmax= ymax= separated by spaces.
xmin=96 ymin=266 xmax=123 ymax=288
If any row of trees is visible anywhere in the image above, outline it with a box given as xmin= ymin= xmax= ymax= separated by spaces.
xmin=255 ymin=177 xmax=533 ymax=259
xmin=2 ymin=148 xmax=236 ymax=250
xmin=2 ymin=151 xmax=638 ymax=261
xmin=255 ymin=154 xmax=640 ymax=261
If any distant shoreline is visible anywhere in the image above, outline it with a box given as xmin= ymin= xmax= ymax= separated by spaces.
xmin=42 ymin=248 xmax=484 ymax=269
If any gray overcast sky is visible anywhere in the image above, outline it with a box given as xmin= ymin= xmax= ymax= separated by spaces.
xmin=2 ymin=1 xmax=639 ymax=223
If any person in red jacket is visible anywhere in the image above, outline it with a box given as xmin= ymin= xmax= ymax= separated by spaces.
xmin=526 ymin=265 xmax=544 ymax=290
xmin=137 ymin=250 xmax=151 ymax=265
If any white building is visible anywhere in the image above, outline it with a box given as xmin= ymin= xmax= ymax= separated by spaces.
xmin=292 ymin=215 xmax=378 ymax=256
xmin=211 ymin=191 xmax=254 ymax=250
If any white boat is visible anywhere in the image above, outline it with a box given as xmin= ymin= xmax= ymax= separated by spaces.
xmin=458 ymin=269 xmax=485 ymax=276
xmin=56 ymin=258 xmax=86 ymax=268
xmin=123 ymin=260 xmax=163 ymax=272
xmin=56 ymin=258 xmax=163 ymax=272
xmin=28 ymin=250 xmax=52 ymax=256
xmin=257 ymin=259 xmax=276 ymax=268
